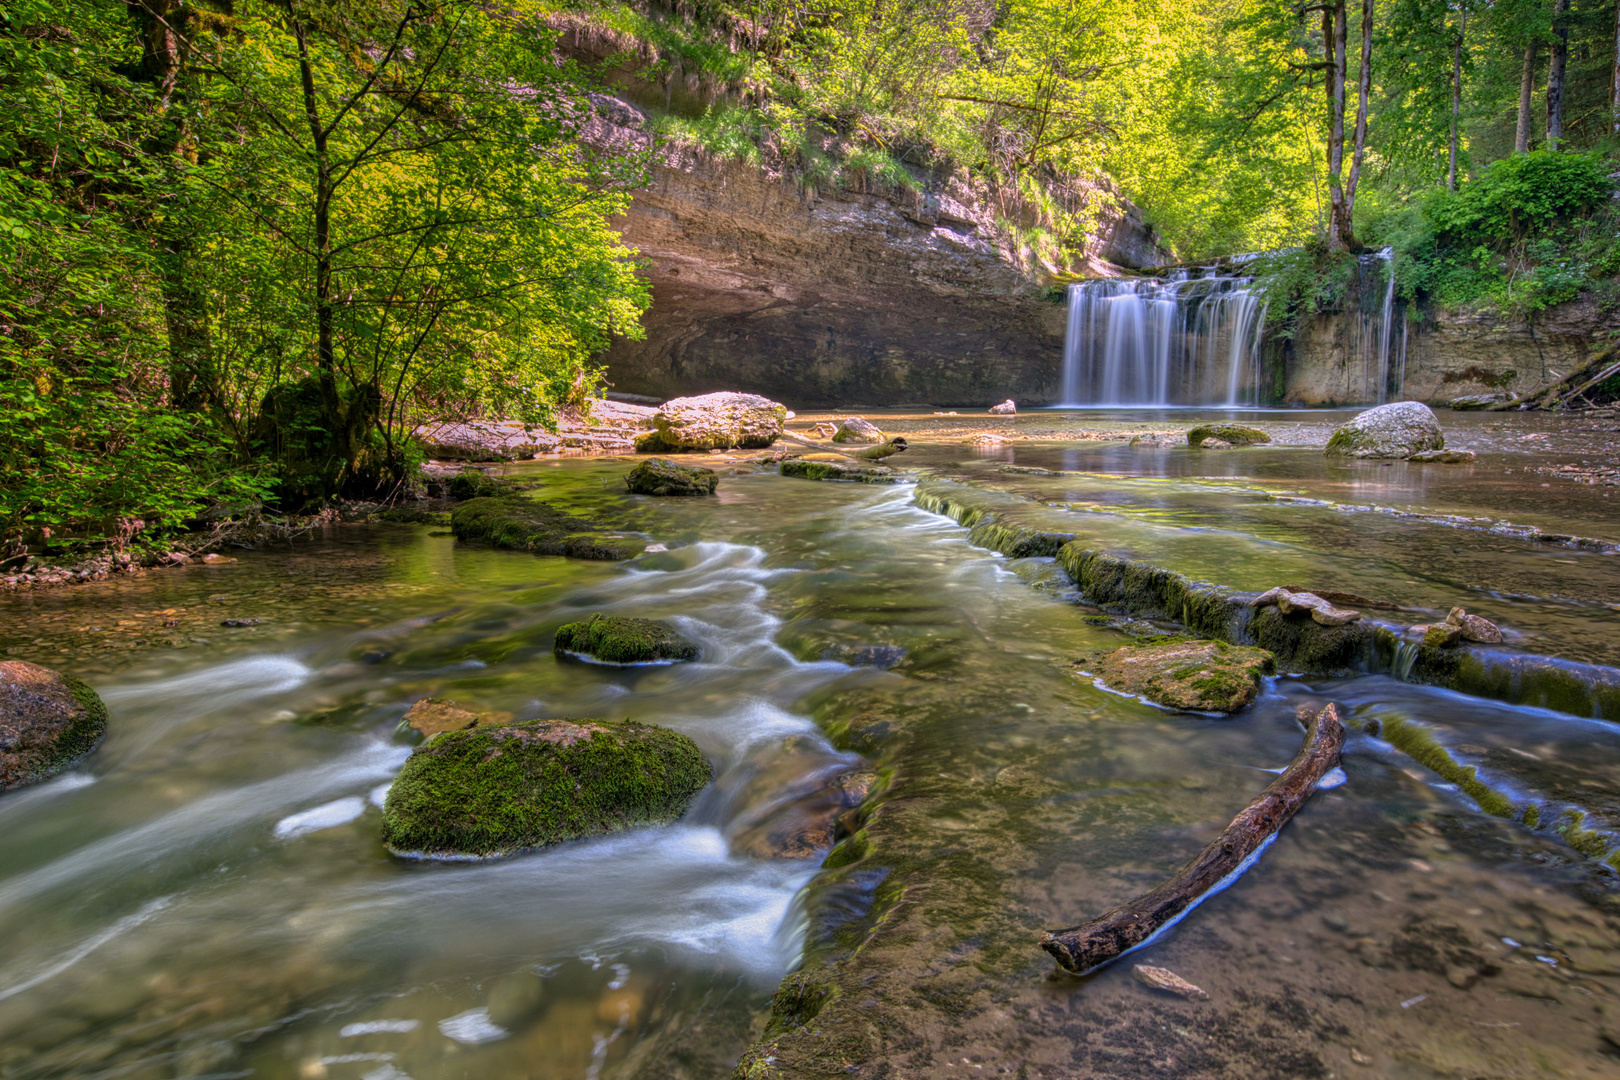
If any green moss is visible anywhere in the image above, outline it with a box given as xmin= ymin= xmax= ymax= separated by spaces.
xmin=448 ymin=471 xmax=518 ymax=500
xmin=450 ymin=497 xmax=634 ymax=560
xmin=1187 ymin=424 xmax=1271 ymax=447
xmin=967 ymin=521 xmax=1076 ymax=558
xmin=780 ymin=460 xmax=905 ymax=483
xmin=625 ymin=458 xmax=718 ymax=496
xmin=1522 ymin=804 xmax=1541 ymax=829
xmin=1375 ymin=713 xmax=1516 ymax=819
xmin=553 ymin=614 xmax=699 ymax=665
xmin=48 ymin=675 xmax=109 ymax=777
xmin=1323 ymin=428 xmax=1356 ymax=456
xmin=1557 ymin=810 xmax=1616 ymax=861
xmin=373 ymin=507 xmax=450 ymax=525
xmin=764 ymin=971 xmax=840 ymax=1039
xmin=381 ymin=719 xmax=712 ymax=858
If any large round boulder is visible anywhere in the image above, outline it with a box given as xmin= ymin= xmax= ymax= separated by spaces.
xmin=1 ymin=661 xmax=108 ymax=792
xmin=633 ymin=392 xmax=786 ymax=452
xmin=380 ymin=719 xmax=712 ymax=858
xmin=624 ymin=458 xmax=718 ymax=496
xmin=1324 ymin=402 xmax=1445 ymax=459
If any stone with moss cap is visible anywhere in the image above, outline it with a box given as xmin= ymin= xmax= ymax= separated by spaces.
xmin=554 ymin=614 xmax=699 ymax=665
xmin=1324 ymin=401 xmax=1444 ymax=459
xmin=381 ymin=719 xmax=712 ymax=858
xmin=633 ymin=391 xmax=786 ymax=452
xmin=0 ymin=661 xmax=108 ymax=792
xmin=1086 ymin=639 xmax=1275 ymax=714
xmin=624 ymin=457 xmax=718 ymax=496
xmin=1187 ymin=424 xmax=1271 ymax=447
xmin=450 ymin=497 xmax=635 ymax=560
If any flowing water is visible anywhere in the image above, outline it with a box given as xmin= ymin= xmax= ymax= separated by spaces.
xmin=2 ymin=413 xmax=1619 ymax=1079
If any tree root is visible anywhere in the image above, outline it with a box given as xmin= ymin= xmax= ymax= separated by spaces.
xmin=1040 ymin=703 xmax=1346 ymax=976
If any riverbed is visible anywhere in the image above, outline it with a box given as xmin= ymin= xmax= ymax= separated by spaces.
xmin=1 ymin=408 xmax=1618 ymax=1079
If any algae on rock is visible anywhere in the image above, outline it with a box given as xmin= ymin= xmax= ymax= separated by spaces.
xmin=381 ymin=719 xmax=712 ymax=858
xmin=625 ymin=457 xmax=719 ymax=496
xmin=781 ymin=460 xmax=906 ymax=483
xmin=1187 ymin=424 xmax=1271 ymax=447
xmin=0 ymin=661 xmax=109 ymax=792
xmin=450 ymin=497 xmax=635 ymax=560
xmin=554 ymin=614 xmax=700 ymax=665
xmin=1087 ymin=639 xmax=1275 ymax=713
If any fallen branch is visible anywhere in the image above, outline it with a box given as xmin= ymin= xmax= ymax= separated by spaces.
xmin=1490 ymin=344 xmax=1620 ymax=410
xmin=1560 ymin=359 xmax=1620 ymax=408
xmin=1040 ymin=703 xmax=1346 ymax=976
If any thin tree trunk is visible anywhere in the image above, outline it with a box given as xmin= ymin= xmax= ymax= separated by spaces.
xmin=1516 ymin=39 xmax=1538 ymax=153
xmin=1613 ymin=0 xmax=1620 ymax=134
xmin=1345 ymin=0 xmax=1371 ymax=218
xmin=285 ymin=3 xmax=341 ymax=431
xmin=1547 ymin=0 xmax=1569 ymax=148
xmin=1449 ymin=9 xmax=1466 ymax=190
xmin=1325 ymin=2 xmax=1350 ymax=251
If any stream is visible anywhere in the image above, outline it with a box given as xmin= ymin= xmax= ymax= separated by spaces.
xmin=2 ymin=409 xmax=1619 ymax=1079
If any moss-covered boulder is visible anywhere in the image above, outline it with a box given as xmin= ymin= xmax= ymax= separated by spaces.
xmin=447 ymin=469 xmax=516 ymax=500
xmin=554 ymin=614 xmax=700 ymax=665
xmin=1087 ymin=640 xmax=1275 ymax=714
xmin=633 ymin=392 xmax=786 ymax=452
xmin=381 ymin=719 xmax=713 ymax=858
xmin=0 ymin=661 xmax=108 ymax=792
xmin=1187 ymin=424 xmax=1271 ymax=448
xmin=1324 ymin=401 xmax=1444 ymax=459
xmin=450 ymin=497 xmax=635 ymax=560
xmin=625 ymin=458 xmax=718 ymax=496
xmin=831 ymin=417 xmax=884 ymax=444
xmin=781 ymin=460 xmax=906 ymax=483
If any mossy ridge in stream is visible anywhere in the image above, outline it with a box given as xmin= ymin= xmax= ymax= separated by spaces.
xmin=553 ymin=614 xmax=699 ymax=665
xmin=450 ymin=496 xmax=638 ymax=560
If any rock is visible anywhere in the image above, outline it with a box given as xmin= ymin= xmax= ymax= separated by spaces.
xmin=1187 ymin=424 xmax=1271 ymax=447
xmin=1446 ymin=607 xmax=1503 ymax=644
xmin=219 ymin=618 xmax=261 ymax=628
xmin=1129 ymin=434 xmax=1177 ymax=448
xmin=624 ymin=458 xmax=718 ymax=497
xmin=450 ymin=498 xmax=635 ymax=560
xmin=780 ymin=460 xmax=906 ymax=483
xmin=635 ymin=392 xmax=786 ymax=452
xmin=1449 ymin=393 xmax=1512 ymax=410
xmin=448 ymin=470 xmax=512 ymax=500
xmin=0 ymin=661 xmax=108 ymax=792
xmin=400 ymin=698 xmax=512 ymax=741
xmin=1324 ymin=401 xmax=1445 ymax=459
xmin=964 ymin=432 xmax=1008 ymax=446
xmin=486 ymin=973 xmax=547 ymax=1031
xmin=1408 ymin=449 xmax=1476 ymax=463
xmin=1088 ymin=640 xmax=1275 ymax=714
xmin=414 ymin=419 xmax=558 ymax=461
xmin=381 ymin=719 xmax=712 ymax=858
xmin=200 ymin=553 xmax=235 ymax=564
xmin=831 ymin=417 xmax=884 ymax=444
xmin=988 ymin=399 xmax=1017 ymax=415
xmin=1278 ymin=585 xmax=1401 ymax=611
xmin=1253 ymin=587 xmax=1362 ymax=625
xmin=1132 ymin=965 xmax=1208 ymax=1000
xmin=847 ymin=437 xmax=908 ymax=461
xmin=1412 ymin=623 xmax=1464 ymax=648
xmin=1199 ymin=437 xmax=1233 ymax=449
xmin=553 ymin=614 xmax=699 ymax=665
xmin=732 ymin=770 xmax=876 ymax=860
xmin=822 ymin=644 xmax=907 ymax=669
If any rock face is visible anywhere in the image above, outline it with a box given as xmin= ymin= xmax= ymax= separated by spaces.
xmin=1089 ymin=640 xmax=1275 ymax=714
xmin=380 ymin=719 xmax=712 ymax=858
xmin=1324 ymin=402 xmax=1445 ymax=459
xmin=579 ymin=97 xmax=1165 ymax=408
xmin=831 ymin=417 xmax=884 ymax=444
xmin=450 ymin=498 xmax=635 ymax=560
xmin=0 ymin=661 xmax=108 ymax=791
xmin=554 ymin=614 xmax=700 ymax=665
xmin=1187 ymin=424 xmax=1270 ymax=447
xmin=624 ymin=457 xmax=718 ymax=496
xmin=633 ymin=392 xmax=786 ymax=452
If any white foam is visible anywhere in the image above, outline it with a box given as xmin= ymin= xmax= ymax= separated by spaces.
xmin=274 ymin=796 xmax=366 ymax=839
xmin=437 ymin=1007 xmax=508 ymax=1045
xmin=368 ymin=783 xmax=392 ymax=809
xmin=1316 ymin=766 xmax=1348 ymax=789
xmin=99 ymin=656 xmax=311 ymax=711
xmin=340 ymin=1020 xmax=419 ymax=1037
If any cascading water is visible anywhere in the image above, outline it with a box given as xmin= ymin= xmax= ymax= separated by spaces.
xmin=1352 ymin=247 xmax=1402 ymax=405
xmin=1059 ymin=271 xmax=1268 ymax=407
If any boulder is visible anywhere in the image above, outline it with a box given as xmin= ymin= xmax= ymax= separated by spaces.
xmin=1188 ymin=424 xmax=1270 ymax=447
xmin=1324 ymin=401 xmax=1445 ymax=459
xmin=448 ymin=469 xmax=513 ymax=500
xmin=1446 ymin=606 xmax=1503 ymax=644
xmin=554 ymin=614 xmax=699 ymax=665
xmin=1089 ymin=640 xmax=1275 ymax=714
xmin=1199 ymin=438 xmax=1233 ymax=449
xmin=0 ymin=661 xmax=108 ymax=792
xmin=1449 ymin=393 xmax=1512 ymax=410
xmin=831 ymin=417 xmax=884 ymax=444
xmin=450 ymin=498 xmax=635 ymax=560
xmin=634 ymin=392 xmax=786 ymax=452
xmin=780 ymin=460 xmax=906 ymax=483
xmin=624 ymin=458 xmax=718 ymax=497
xmin=988 ymin=400 xmax=1017 ymax=415
xmin=380 ymin=719 xmax=712 ymax=858
xmin=1409 ymin=449 xmax=1476 ymax=464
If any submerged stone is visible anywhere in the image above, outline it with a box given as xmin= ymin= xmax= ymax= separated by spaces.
xmin=633 ymin=391 xmax=786 ymax=452
xmin=0 ymin=661 xmax=108 ymax=792
xmin=1187 ymin=424 xmax=1270 ymax=447
xmin=1409 ymin=449 xmax=1477 ymax=463
xmin=553 ymin=614 xmax=699 ymax=665
xmin=1324 ymin=401 xmax=1445 ymax=459
xmin=381 ymin=719 xmax=712 ymax=858
xmin=781 ymin=460 xmax=906 ymax=483
xmin=1088 ymin=639 xmax=1275 ymax=713
xmin=450 ymin=497 xmax=635 ymax=560
xmin=831 ymin=417 xmax=884 ymax=444
xmin=400 ymin=698 xmax=512 ymax=741
xmin=624 ymin=457 xmax=718 ymax=496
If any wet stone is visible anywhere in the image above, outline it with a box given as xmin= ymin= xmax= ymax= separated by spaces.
xmin=624 ymin=457 xmax=719 ymax=497
xmin=831 ymin=417 xmax=884 ymax=444
xmin=1187 ymin=423 xmax=1270 ymax=447
xmin=399 ymin=698 xmax=512 ymax=741
xmin=553 ymin=614 xmax=699 ymax=665
xmin=0 ymin=660 xmax=108 ymax=792
xmin=1086 ymin=639 xmax=1275 ymax=714
xmin=1324 ymin=401 xmax=1446 ymax=459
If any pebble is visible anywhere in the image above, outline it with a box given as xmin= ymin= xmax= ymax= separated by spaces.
xmin=1132 ymin=965 xmax=1208 ymax=1000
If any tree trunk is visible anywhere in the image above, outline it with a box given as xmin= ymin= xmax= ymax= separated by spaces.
xmin=1449 ymin=9 xmax=1466 ymax=190
xmin=1344 ymin=0 xmax=1371 ymax=216
xmin=1325 ymin=2 xmax=1351 ymax=251
xmin=1612 ymin=0 xmax=1620 ymax=135
xmin=1041 ymin=704 xmax=1347 ymax=976
xmin=1547 ymin=0 xmax=1569 ymax=148
xmin=1516 ymin=39 xmax=1538 ymax=153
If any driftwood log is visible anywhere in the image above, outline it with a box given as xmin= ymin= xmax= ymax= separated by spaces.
xmin=1489 ymin=344 xmax=1619 ymax=411
xmin=1041 ymin=703 xmax=1346 ymax=976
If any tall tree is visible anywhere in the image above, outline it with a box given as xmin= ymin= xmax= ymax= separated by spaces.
xmin=1546 ymin=0 xmax=1569 ymax=147
xmin=1516 ymin=37 xmax=1538 ymax=151
xmin=1450 ymin=5 xmax=1467 ymax=189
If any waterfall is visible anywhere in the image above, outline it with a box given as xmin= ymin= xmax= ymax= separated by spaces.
xmin=1353 ymin=248 xmax=1402 ymax=405
xmin=1059 ymin=271 xmax=1268 ymax=407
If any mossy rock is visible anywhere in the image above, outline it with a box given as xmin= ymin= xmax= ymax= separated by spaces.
xmin=625 ymin=457 xmax=718 ymax=496
xmin=1187 ymin=424 xmax=1271 ymax=448
xmin=374 ymin=507 xmax=450 ymax=525
xmin=0 ymin=661 xmax=109 ymax=792
xmin=448 ymin=470 xmax=514 ymax=500
xmin=381 ymin=719 xmax=712 ymax=858
xmin=1088 ymin=639 xmax=1275 ymax=714
xmin=781 ymin=460 xmax=905 ymax=483
xmin=450 ymin=497 xmax=635 ymax=560
xmin=554 ymin=614 xmax=699 ymax=665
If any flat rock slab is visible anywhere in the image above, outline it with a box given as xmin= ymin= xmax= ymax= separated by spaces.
xmin=554 ymin=614 xmax=699 ymax=665
xmin=0 ymin=661 xmax=108 ymax=791
xmin=449 ymin=498 xmax=635 ymax=560
xmin=381 ymin=719 xmax=712 ymax=858
xmin=1090 ymin=640 xmax=1275 ymax=714
xmin=625 ymin=457 xmax=718 ymax=496
xmin=400 ymin=698 xmax=513 ymax=741
xmin=781 ymin=459 xmax=907 ymax=483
